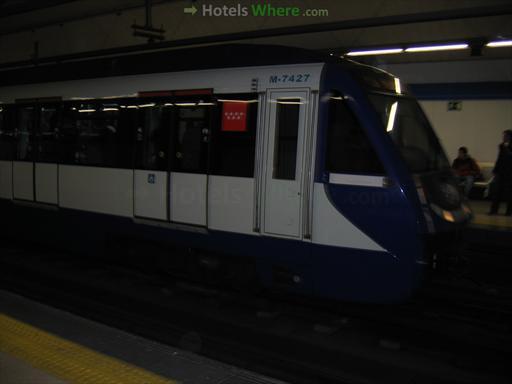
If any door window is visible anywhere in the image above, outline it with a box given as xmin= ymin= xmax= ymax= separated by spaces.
xmin=172 ymin=102 xmax=211 ymax=173
xmin=135 ymin=102 xmax=171 ymax=171
xmin=274 ymin=99 xmax=301 ymax=180
xmin=16 ymin=106 xmax=36 ymax=161
xmin=60 ymin=102 xmax=133 ymax=168
xmin=38 ymin=105 xmax=59 ymax=162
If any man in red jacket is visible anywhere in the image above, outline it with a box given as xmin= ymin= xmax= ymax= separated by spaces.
xmin=452 ymin=146 xmax=481 ymax=197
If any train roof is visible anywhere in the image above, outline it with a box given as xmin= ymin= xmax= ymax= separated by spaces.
xmin=0 ymin=44 xmax=331 ymax=87
xmin=0 ymin=44 xmax=395 ymax=91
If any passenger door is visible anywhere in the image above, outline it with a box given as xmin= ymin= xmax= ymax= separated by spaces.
xmin=35 ymin=104 xmax=59 ymax=205
xmin=262 ymin=89 xmax=309 ymax=238
xmin=169 ymin=101 xmax=211 ymax=226
xmin=134 ymin=102 xmax=171 ymax=221
xmin=133 ymin=98 xmax=212 ymax=226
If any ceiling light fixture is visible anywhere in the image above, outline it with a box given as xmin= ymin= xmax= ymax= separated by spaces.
xmin=405 ymin=43 xmax=468 ymax=53
xmin=486 ymin=40 xmax=512 ymax=48
xmin=346 ymin=48 xmax=403 ymax=56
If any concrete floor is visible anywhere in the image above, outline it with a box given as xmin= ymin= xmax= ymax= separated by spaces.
xmin=0 ymin=352 xmax=68 ymax=384
xmin=470 ymin=200 xmax=512 ymax=230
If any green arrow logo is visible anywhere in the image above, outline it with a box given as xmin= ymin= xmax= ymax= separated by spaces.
xmin=184 ymin=5 xmax=197 ymax=15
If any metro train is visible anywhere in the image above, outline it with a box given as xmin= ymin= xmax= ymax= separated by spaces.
xmin=0 ymin=44 xmax=471 ymax=303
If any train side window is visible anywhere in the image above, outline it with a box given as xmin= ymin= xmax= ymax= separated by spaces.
xmin=0 ymin=106 xmax=15 ymax=160
xmin=60 ymin=105 xmax=79 ymax=164
xmin=211 ymin=95 xmax=258 ymax=177
xmin=274 ymin=99 xmax=300 ymax=180
xmin=135 ymin=102 xmax=171 ymax=171
xmin=38 ymin=105 xmax=59 ymax=163
xmin=15 ymin=105 xmax=36 ymax=161
xmin=326 ymin=92 xmax=384 ymax=175
xmin=76 ymin=103 xmax=117 ymax=167
xmin=60 ymin=102 xmax=132 ymax=168
xmin=172 ymin=101 xmax=211 ymax=173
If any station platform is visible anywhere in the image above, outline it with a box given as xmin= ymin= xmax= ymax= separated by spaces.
xmin=0 ymin=289 xmax=285 ymax=384
xmin=469 ymin=200 xmax=512 ymax=231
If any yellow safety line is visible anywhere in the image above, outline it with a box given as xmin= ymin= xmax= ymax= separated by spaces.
xmin=0 ymin=313 xmax=177 ymax=384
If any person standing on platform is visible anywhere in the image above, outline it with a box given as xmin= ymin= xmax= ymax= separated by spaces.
xmin=489 ymin=130 xmax=512 ymax=215
xmin=452 ymin=147 xmax=480 ymax=197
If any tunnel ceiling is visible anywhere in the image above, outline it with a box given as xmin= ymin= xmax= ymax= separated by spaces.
xmin=0 ymin=0 xmax=511 ymax=66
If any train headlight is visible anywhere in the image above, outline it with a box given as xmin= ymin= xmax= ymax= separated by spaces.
xmin=430 ymin=203 xmax=456 ymax=223
xmin=442 ymin=210 xmax=455 ymax=223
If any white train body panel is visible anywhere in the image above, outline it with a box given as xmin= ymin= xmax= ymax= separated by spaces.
xmin=59 ymin=165 xmax=133 ymax=217
xmin=208 ymin=176 xmax=255 ymax=235
xmin=35 ymin=163 xmax=58 ymax=205
xmin=134 ymin=170 xmax=168 ymax=221
xmin=311 ymin=183 xmax=385 ymax=252
xmin=0 ymin=64 xmax=323 ymax=103
xmin=170 ymin=172 xmax=207 ymax=226
xmin=12 ymin=161 xmax=34 ymax=201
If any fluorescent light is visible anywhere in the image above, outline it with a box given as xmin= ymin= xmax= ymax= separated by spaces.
xmin=394 ymin=78 xmax=401 ymax=94
xmin=175 ymin=102 xmax=197 ymax=106
xmin=197 ymin=102 xmax=215 ymax=106
xmin=346 ymin=48 xmax=403 ymax=56
xmin=138 ymin=103 xmax=156 ymax=108
xmin=486 ymin=40 xmax=512 ymax=48
xmin=102 ymin=107 xmax=119 ymax=111
xmin=78 ymin=109 xmax=95 ymax=113
xmin=164 ymin=103 xmax=173 ymax=106
xmin=218 ymin=99 xmax=258 ymax=103
xmin=386 ymin=102 xmax=398 ymax=132
xmin=405 ymin=43 xmax=468 ymax=53
xmin=277 ymin=101 xmax=304 ymax=105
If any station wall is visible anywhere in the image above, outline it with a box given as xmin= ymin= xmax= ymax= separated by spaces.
xmin=385 ymin=59 xmax=512 ymax=165
xmin=420 ymin=99 xmax=512 ymax=164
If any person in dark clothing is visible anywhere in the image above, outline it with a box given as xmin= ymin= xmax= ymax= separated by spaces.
xmin=452 ymin=146 xmax=480 ymax=196
xmin=489 ymin=130 xmax=512 ymax=215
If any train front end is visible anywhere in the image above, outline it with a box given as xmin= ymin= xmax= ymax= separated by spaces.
xmin=317 ymin=60 xmax=471 ymax=302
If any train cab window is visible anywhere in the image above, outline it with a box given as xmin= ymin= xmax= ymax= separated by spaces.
xmin=0 ymin=106 xmax=15 ymax=160
xmin=60 ymin=102 xmax=132 ymax=168
xmin=38 ymin=105 xmax=59 ymax=162
xmin=172 ymin=101 xmax=212 ymax=173
xmin=135 ymin=102 xmax=171 ymax=171
xmin=211 ymin=95 xmax=258 ymax=177
xmin=326 ymin=92 xmax=384 ymax=175
xmin=274 ymin=99 xmax=300 ymax=180
xmin=15 ymin=105 xmax=36 ymax=161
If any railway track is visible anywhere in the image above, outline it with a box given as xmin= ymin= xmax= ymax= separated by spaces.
xmin=0 ymin=241 xmax=511 ymax=384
